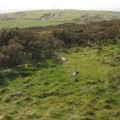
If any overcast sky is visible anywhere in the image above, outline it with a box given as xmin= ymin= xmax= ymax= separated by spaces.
xmin=0 ymin=0 xmax=120 ymax=13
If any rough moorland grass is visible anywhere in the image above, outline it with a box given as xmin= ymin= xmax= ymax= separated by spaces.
xmin=0 ymin=44 xmax=120 ymax=120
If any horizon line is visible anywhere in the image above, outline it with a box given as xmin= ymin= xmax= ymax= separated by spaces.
xmin=0 ymin=9 xmax=120 ymax=14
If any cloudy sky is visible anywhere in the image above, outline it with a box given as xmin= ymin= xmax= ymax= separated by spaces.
xmin=0 ymin=0 xmax=120 ymax=13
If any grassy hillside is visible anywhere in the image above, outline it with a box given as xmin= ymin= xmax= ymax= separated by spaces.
xmin=0 ymin=10 xmax=120 ymax=29
xmin=0 ymin=44 xmax=120 ymax=120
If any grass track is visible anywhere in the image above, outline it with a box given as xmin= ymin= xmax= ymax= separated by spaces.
xmin=0 ymin=45 xmax=120 ymax=119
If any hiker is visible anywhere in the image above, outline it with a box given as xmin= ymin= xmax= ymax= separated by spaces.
xmin=72 ymin=69 xmax=78 ymax=81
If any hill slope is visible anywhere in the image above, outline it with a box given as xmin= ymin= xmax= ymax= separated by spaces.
xmin=0 ymin=10 xmax=120 ymax=29
xmin=0 ymin=44 xmax=120 ymax=120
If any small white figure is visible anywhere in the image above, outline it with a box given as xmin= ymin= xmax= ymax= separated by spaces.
xmin=61 ymin=57 xmax=67 ymax=62
xmin=72 ymin=69 xmax=78 ymax=81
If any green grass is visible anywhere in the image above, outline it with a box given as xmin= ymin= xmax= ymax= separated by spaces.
xmin=0 ymin=19 xmax=68 ymax=29
xmin=0 ymin=10 xmax=120 ymax=29
xmin=0 ymin=44 xmax=120 ymax=119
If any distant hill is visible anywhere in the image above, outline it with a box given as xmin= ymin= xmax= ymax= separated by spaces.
xmin=0 ymin=10 xmax=120 ymax=29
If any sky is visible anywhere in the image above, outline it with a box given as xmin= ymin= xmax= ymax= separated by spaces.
xmin=0 ymin=0 xmax=120 ymax=13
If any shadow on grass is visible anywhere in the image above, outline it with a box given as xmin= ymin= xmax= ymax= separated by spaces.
xmin=0 ymin=67 xmax=39 ymax=88
xmin=0 ymin=60 xmax=60 ymax=88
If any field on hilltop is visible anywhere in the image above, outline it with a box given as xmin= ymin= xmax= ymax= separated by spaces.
xmin=0 ymin=10 xmax=120 ymax=29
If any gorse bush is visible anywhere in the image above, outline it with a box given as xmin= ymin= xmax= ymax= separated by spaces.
xmin=0 ymin=28 xmax=63 ymax=67
xmin=53 ymin=20 xmax=120 ymax=47
xmin=0 ymin=20 xmax=120 ymax=68
xmin=0 ymin=72 xmax=6 ymax=86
